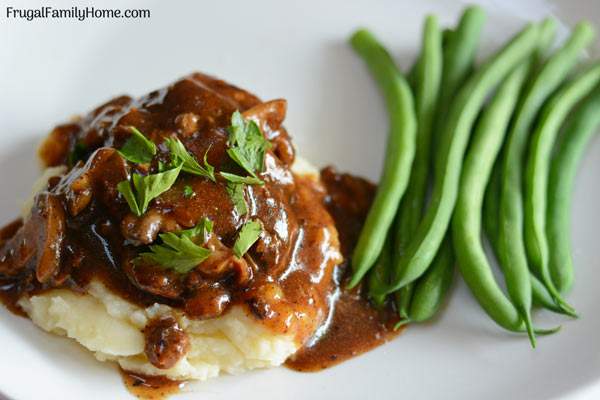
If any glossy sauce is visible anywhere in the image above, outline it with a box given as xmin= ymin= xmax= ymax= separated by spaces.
xmin=286 ymin=290 xmax=402 ymax=371
xmin=0 ymin=73 xmax=405 ymax=396
xmin=0 ymin=73 xmax=342 ymax=350
xmin=121 ymin=370 xmax=184 ymax=400
xmin=286 ymin=167 xmax=402 ymax=371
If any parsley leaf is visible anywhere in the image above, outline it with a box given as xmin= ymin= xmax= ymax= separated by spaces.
xmin=183 ymin=185 xmax=195 ymax=199
xmin=226 ymin=183 xmax=248 ymax=216
xmin=233 ymin=219 xmax=262 ymax=258
xmin=138 ymin=218 xmax=213 ymax=273
xmin=67 ymin=142 xmax=87 ymax=167
xmin=226 ymin=111 xmax=271 ymax=181
xmin=178 ymin=217 xmax=213 ymax=242
xmin=119 ymin=126 xmax=157 ymax=164
xmin=220 ymin=172 xmax=264 ymax=186
xmin=134 ymin=165 xmax=182 ymax=213
xmin=117 ymin=164 xmax=182 ymax=216
xmin=140 ymin=237 xmax=210 ymax=273
xmin=165 ymin=137 xmax=216 ymax=182
xmin=117 ymin=180 xmax=142 ymax=216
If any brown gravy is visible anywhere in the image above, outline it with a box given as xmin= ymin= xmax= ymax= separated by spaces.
xmin=0 ymin=74 xmax=406 ymax=397
xmin=0 ymin=73 xmax=342 ymax=348
xmin=286 ymin=290 xmax=402 ymax=371
xmin=121 ymin=370 xmax=184 ymax=400
xmin=286 ymin=167 xmax=402 ymax=371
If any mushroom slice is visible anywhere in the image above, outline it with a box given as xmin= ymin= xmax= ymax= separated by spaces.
xmin=33 ymin=193 xmax=66 ymax=283
xmin=0 ymin=193 xmax=66 ymax=282
xmin=242 ymin=99 xmax=287 ymax=133
xmin=122 ymin=253 xmax=184 ymax=300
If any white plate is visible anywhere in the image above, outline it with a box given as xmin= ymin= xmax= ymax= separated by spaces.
xmin=1 ymin=0 xmax=599 ymax=399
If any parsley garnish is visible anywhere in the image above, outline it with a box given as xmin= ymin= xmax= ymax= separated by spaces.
xmin=119 ymin=126 xmax=157 ymax=164
xmin=117 ymin=164 xmax=182 ymax=216
xmin=165 ymin=137 xmax=216 ymax=182
xmin=226 ymin=183 xmax=248 ymax=216
xmin=178 ymin=217 xmax=213 ymax=242
xmin=233 ymin=219 xmax=262 ymax=258
xmin=220 ymin=172 xmax=264 ymax=186
xmin=183 ymin=185 xmax=195 ymax=199
xmin=226 ymin=111 xmax=271 ymax=182
xmin=117 ymin=180 xmax=142 ymax=216
xmin=67 ymin=142 xmax=87 ymax=167
xmin=138 ymin=219 xmax=213 ymax=273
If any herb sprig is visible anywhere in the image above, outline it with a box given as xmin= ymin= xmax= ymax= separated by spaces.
xmin=226 ymin=111 xmax=271 ymax=183
xmin=183 ymin=185 xmax=195 ymax=199
xmin=119 ymin=126 xmax=157 ymax=164
xmin=165 ymin=137 xmax=216 ymax=182
xmin=138 ymin=218 xmax=213 ymax=273
xmin=117 ymin=164 xmax=182 ymax=217
xmin=233 ymin=219 xmax=263 ymax=258
xmin=226 ymin=183 xmax=248 ymax=216
xmin=220 ymin=172 xmax=264 ymax=186
xmin=67 ymin=142 xmax=87 ymax=167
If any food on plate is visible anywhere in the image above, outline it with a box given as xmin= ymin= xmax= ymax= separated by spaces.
xmin=384 ymin=14 xmax=444 ymax=319
xmin=346 ymin=5 xmax=599 ymax=347
xmin=523 ymin=63 xmax=600 ymax=307
xmin=495 ymin=21 xmax=594 ymax=320
xmin=546 ymin=85 xmax=600 ymax=293
xmin=454 ymin=61 xmax=534 ymax=339
xmin=0 ymin=72 xmax=400 ymax=393
xmin=344 ymin=29 xmax=417 ymax=290
xmin=1 ymin=4 xmax=600 ymax=399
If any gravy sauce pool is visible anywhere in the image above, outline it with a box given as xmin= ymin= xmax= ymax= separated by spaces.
xmin=286 ymin=167 xmax=401 ymax=371
xmin=286 ymin=291 xmax=401 ymax=371
xmin=120 ymin=370 xmax=184 ymax=400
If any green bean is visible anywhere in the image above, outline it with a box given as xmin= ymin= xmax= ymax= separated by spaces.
xmin=401 ymin=12 xmax=484 ymax=320
xmin=484 ymin=159 xmax=566 ymax=315
xmin=482 ymin=18 xmax=565 ymax=316
xmin=432 ymin=7 xmax=485 ymax=171
xmin=395 ymin=284 xmax=414 ymax=320
xmin=531 ymin=274 xmax=565 ymax=313
xmin=438 ymin=6 xmax=486 ymax=114
xmin=407 ymin=60 xmax=418 ymax=89
xmin=534 ymin=18 xmax=559 ymax=63
xmin=485 ymin=158 xmax=570 ymax=316
xmin=498 ymin=22 xmax=594 ymax=317
xmin=483 ymin=18 xmax=555 ymax=246
xmin=547 ymin=85 xmax=600 ymax=293
xmin=368 ymin=234 xmax=393 ymax=307
xmin=453 ymin=63 xmax=534 ymax=340
xmin=381 ymin=22 xmax=541 ymax=294
xmin=483 ymin=159 xmax=502 ymax=244
xmin=406 ymin=236 xmax=455 ymax=322
xmin=403 ymin=10 xmax=484 ymax=321
xmin=383 ymin=15 xmax=442 ymax=315
xmin=397 ymin=15 xmax=443 ymax=268
xmin=524 ymin=62 xmax=600 ymax=311
xmin=347 ymin=30 xmax=417 ymax=288
xmin=442 ymin=28 xmax=454 ymax=46
xmin=397 ymin=11 xmax=479 ymax=322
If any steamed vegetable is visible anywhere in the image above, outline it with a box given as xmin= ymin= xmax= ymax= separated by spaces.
xmin=384 ymin=21 xmax=540 ymax=294
xmin=347 ymin=29 xmax=417 ymax=288
xmin=349 ymin=7 xmax=599 ymax=344
xmin=547 ymin=85 xmax=600 ymax=293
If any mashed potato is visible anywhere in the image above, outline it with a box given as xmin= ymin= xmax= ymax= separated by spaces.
xmin=16 ymin=158 xmax=319 ymax=381
xmin=18 ymin=281 xmax=297 ymax=381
